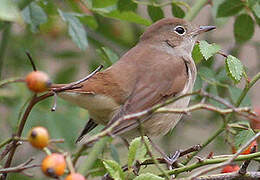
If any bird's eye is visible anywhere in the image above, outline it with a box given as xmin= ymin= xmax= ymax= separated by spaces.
xmin=174 ymin=26 xmax=186 ymax=35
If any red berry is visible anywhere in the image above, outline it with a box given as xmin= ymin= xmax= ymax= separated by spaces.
xmin=221 ymin=164 xmax=240 ymax=173
xmin=65 ymin=173 xmax=86 ymax=180
xmin=241 ymin=140 xmax=257 ymax=155
xmin=41 ymin=153 xmax=66 ymax=177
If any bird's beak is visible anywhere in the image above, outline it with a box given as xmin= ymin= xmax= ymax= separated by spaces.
xmin=192 ymin=26 xmax=216 ymax=36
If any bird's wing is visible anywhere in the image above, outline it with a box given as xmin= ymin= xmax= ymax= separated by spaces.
xmin=105 ymin=51 xmax=189 ymax=136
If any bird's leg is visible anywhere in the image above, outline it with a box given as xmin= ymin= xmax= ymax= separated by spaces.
xmin=146 ymin=136 xmax=181 ymax=168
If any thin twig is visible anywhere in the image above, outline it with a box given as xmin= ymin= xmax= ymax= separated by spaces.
xmin=25 ymin=51 xmax=37 ymax=71
xmin=0 ymin=158 xmax=39 ymax=173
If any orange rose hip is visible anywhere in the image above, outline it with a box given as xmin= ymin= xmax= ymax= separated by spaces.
xmin=25 ymin=71 xmax=51 ymax=93
xmin=41 ymin=153 xmax=66 ymax=177
xmin=28 ymin=126 xmax=49 ymax=149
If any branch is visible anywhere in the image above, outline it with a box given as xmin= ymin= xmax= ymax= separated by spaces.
xmin=159 ymin=151 xmax=260 ymax=177
xmin=188 ymin=132 xmax=260 ymax=179
xmin=0 ymin=158 xmax=39 ymax=174
xmin=192 ymin=171 xmax=260 ymax=180
xmin=156 ymin=103 xmax=254 ymax=119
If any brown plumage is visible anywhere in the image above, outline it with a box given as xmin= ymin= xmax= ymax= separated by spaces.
xmin=54 ymin=18 xmax=215 ymax=142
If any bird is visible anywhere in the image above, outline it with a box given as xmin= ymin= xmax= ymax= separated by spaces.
xmin=53 ymin=17 xmax=215 ymax=143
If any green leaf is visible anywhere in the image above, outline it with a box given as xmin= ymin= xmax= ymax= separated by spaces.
xmin=147 ymin=6 xmax=164 ymax=22
xmin=217 ymin=0 xmax=244 ymax=17
xmin=118 ymin=0 xmax=137 ymax=12
xmin=171 ymin=3 xmax=185 ymax=18
xmin=199 ymin=40 xmax=221 ymax=60
xmin=22 ymin=2 xmax=47 ymax=32
xmin=92 ymin=0 xmax=117 ymax=8
xmin=96 ymin=47 xmax=118 ymax=67
xmin=110 ymin=144 xmax=120 ymax=164
xmin=228 ymin=86 xmax=251 ymax=107
xmin=128 ymin=137 xmax=149 ymax=169
xmin=58 ymin=10 xmax=88 ymax=50
xmin=192 ymin=44 xmax=203 ymax=64
xmin=234 ymin=129 xmax=255 ymax=150
xmin=225 ymin=55 xmax=244 ymax=83
xmin=0 ymin=0 xmax=22 ymax=23
xmin=133 ymin=173 xmax=164 ymax=180
xmin=102 ymin=46 xmax=119 ymax=64
xmin=252 ymin=2 xmax=260 ymax=18
xmin=198 ymin=66 xmax=217 ymax=84
xmin=252 ymin=2 xmax=260 ymax=25
xmin=78 ymin=15 xmax=98 ymax=30
xmin=102 ymin=10 xmax=151 ymax=26
xmin=234 ymin=14 xmax=255 ymax=43
xmin=103 ymin=160 xmax=124 ymax=180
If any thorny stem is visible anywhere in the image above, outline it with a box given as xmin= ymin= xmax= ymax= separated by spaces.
xmin=160 ymin=151 xmax=260 ymax=177
xmin=188 ymin=132 xmax=260 ymax=179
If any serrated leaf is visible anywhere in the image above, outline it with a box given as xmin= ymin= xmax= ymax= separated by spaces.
xmin=0 ymin=0 xmax=22 ymax=23
xmin=118 ymin=0 xmax=137 ymax=12
xmin=103 ymin=160 xmax=124 ymax=180
xmin=133 ymin=173 xmax=164 ymax=180
xmin=128 ymin=136 xmax=149 ymax=169
xmin=225 ymin=55 xmax=244 ymax=83
xmin=147 ymin=6 xmax=164 ymax=22
xmin=217 ymin=0 xmax=244 ymax=17
xmin=171 ymin=3 xmax=185 ymax=18
xmin=234 ymin=14 xmax=255 ymax=43
xmin=234 ymin=129 xmax=255 ymax=150
xmin=228 ymin=86 xmax=251 ymax=107
xmin=102 ymin=10 xmax=151 ymax=26
xmin=199 ymin=40 xmax=221 ymax=60
xmin=58 ymin=10 xmax=88 ymax=50
xmin=22 ymin=2 xmax=47 ymax=32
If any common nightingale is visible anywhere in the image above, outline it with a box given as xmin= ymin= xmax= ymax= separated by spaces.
xmin=54 ymin=18 xmax=215 ymax=142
